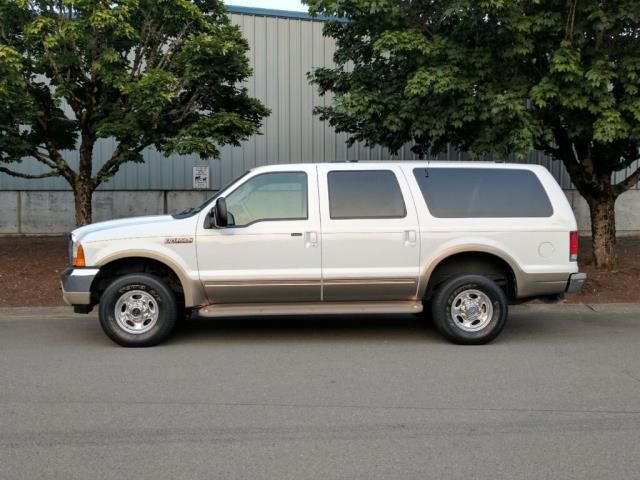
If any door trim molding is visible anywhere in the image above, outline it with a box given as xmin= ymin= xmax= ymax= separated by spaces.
xmin=323 ymin=278 xmax=417 ymax=286
xmin=205 ymin=280 xmax=322 ymax=288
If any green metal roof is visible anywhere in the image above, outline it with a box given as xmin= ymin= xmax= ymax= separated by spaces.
xmin=226 ymin=5 xmax=335 ymax=22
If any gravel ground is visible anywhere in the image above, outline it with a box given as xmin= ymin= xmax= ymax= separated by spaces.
xmin=0 ymin=236 xmax=68 ymax=307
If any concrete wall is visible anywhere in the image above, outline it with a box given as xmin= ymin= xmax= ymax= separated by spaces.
xmin=2 ymin=189 xmax=640 ymax=235
xmin=565 ymin=189 xmax=640 ymax=236
xmin=0 ymin=192 xmax=19 ymax=234
xmin=0 ymin=190 xmax=213 ymax=234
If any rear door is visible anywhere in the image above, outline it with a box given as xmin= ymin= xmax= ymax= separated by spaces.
xmin=317 ymin=164 xmax=420 ymax=301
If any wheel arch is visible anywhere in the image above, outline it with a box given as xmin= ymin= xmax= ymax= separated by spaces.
xmin=92 ymin=253 xmax=204 ymax=308
xmin=420 ymin=247 xmax=522 ymax=301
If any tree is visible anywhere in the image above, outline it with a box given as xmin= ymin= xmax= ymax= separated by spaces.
xmin=305 ymin=0 xmax=640 ymax=267
xmin=0 ymin=0 xmax=269 ymax=225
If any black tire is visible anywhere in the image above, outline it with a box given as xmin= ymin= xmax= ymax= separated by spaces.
xmin=431 ymin=274 xmax=508 ymax=345
xmin=98 ymin=273 xmax=177 ymax=347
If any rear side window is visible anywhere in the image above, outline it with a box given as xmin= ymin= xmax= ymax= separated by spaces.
xmin=328 ymin=170 xmax=406 ymax=219
xmin=413 ymin=168 xmax=553 ymax=218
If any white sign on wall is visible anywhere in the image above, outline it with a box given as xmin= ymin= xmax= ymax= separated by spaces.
xmin=192 ymin=166 xmax=210 ymax=189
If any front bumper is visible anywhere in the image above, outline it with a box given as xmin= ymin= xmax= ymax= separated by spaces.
xmin=60 ymin=267 xmax=100 ymax=306
xmin=566 ymin=272 xmax=587 ymax=294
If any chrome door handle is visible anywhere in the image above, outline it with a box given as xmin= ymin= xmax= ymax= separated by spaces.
xmin=404 ymin=230 xmax=417 ymax=246
xmin=305 ymin=231 xmax=318 ymax=248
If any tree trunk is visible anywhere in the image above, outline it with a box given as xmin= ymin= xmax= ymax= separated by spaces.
xmin=73 ymin=178 xmax=94 ymax=226
xmin=74 ymin=131 xmax=96 ymax=226
xmin=586 ymin=194 xmax=617 ymax=268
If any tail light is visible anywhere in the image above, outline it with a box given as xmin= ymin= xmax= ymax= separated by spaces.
xmin=569 ymin=231 xmax=578 ymax=262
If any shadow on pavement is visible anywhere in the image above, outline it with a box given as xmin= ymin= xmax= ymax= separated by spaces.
xmin=166 ymin=307 xmax=616 ymax=346
xmin=169 ymin=313 xmax=439 ymax=345
xmin=9 ymin=306 xmax=621 ymax=347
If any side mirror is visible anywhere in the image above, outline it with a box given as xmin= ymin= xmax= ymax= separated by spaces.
xmin=203 ymin=197 xmax=229 ymax=229
xmin=214 ymin=197 xmax=228 ymax=227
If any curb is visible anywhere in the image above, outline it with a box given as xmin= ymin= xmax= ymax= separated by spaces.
xmin=1 ymin=303 xmax=640 ymax=319
xmin=512 ymin=303 xmax=640 ymax=315
xmin=0 ymin=306 xmax=94 ymax=320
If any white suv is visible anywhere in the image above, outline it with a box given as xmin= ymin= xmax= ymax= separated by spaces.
xmin=61 ymin=161 xmax=585 ymax=347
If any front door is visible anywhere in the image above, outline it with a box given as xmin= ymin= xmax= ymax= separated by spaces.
xmin=196 ymin=166 xmax=321 ymax=303
xmin=317 ymin=165 xmax=420 ymax=301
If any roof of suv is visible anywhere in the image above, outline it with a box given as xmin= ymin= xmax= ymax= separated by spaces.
xmin=251 ymin=160 xmax=548 ymax=172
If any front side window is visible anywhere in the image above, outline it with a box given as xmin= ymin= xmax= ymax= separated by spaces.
xmin=225 ymin=172 xmax=307 ymax=227
xmin=327 ymin=170 xmax=407 ymax=219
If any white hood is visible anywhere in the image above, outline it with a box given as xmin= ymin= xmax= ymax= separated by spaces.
xmin=72 ymin=215 xmax=185 ymax=243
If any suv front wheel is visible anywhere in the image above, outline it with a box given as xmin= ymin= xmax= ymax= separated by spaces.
xmin=98 ymin=273 xmax=177 ymax=347
xmin=431 ymin=274 xmax=508 ymax=345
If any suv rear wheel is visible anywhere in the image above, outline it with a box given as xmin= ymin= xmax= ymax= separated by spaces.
xmin=431 ymin=274 xmax=508 ymax=345
xmin=98 ymin=273 xmax=177 ymax=347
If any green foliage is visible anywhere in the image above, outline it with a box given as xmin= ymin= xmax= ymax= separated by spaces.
xmin=305 ymin=0 xmax=640 ymax=196
xmin=0 ymin=0 xmax=269 ymax=186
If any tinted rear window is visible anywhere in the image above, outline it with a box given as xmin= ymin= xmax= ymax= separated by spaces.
xmin=328 ymin=170 xmax=406 ymax=219
xmin=413 ymin=168 xmax=553 ymax=218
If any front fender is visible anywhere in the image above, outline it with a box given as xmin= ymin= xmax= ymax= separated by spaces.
xmin=86 ymin=239 xmax=207 ymax=308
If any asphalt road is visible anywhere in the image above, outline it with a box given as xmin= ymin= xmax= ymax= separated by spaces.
xmin=1 ymin=304 xmax=639 ymax=480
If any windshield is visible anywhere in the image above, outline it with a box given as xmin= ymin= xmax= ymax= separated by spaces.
xmin=171 ymin=171 xmax=250 ymax=219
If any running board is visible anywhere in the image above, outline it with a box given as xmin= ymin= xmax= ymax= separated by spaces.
xmin=197 ymin=301 xmax=423 ymax=318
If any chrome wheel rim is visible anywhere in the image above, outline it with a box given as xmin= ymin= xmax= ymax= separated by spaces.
xmin=450 ymin=289 xmax=493 ymax=332
xmin=114 ymin=290 xmax=159 ymax=335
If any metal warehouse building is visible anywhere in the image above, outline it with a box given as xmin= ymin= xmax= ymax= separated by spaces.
xmin=1 ymin=6 xmax=639 ymax=234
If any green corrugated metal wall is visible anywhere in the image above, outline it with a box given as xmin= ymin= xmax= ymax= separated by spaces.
xmin=0 ymin=7 xmax=636 ymax=191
